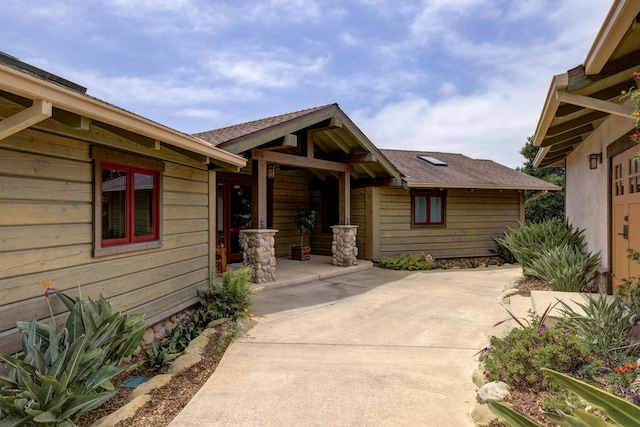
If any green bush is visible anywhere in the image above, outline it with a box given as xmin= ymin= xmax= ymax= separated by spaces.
xmin=495 ymin=220 xmax=587 ymax=271
xmin=483 ymin=317 xmax=590 ymax=390
xmin=523 ymin=245 xmax=601 ymax=292
xmin=199 ymin=266 xmax=254 ymax=319
xmin=0 ymin=290 xmax=146 ymax=426
xmin=377 ymin=253 xmax=434 ymax=270
xmin=493 ymin=237 xmax=517 ymax=264
xmin=555 ymin=295 xmax=639 ymax=362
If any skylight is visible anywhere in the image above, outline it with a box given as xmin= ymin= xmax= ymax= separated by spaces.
xmin=418 ymin=155 xmax=447 ymax=166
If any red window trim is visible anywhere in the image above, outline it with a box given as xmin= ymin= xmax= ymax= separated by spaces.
xmin=411 ymin=190 xmax=446 ymax=227
xmin=92 ymin=147 xmax=164 ymax=257
xmin=100 ymin=162 xmax=160 ymax=247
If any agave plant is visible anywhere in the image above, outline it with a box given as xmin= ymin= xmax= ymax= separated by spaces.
xmin=488 ymin=369 xmax=640 ymax=426
xmin=0 ymin=289 xmax=146 ymax=426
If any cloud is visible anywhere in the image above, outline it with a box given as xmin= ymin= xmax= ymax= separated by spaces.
xmin=203 ymin=50 xmax=330 ymax=89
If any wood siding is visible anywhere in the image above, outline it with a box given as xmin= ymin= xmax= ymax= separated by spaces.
xmin=0 ymin=126 xmax=213 ymax=355
xmin=378 ymin=187 xmax=521 ymax=258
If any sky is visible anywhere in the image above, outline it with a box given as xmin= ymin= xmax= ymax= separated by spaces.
xmin=3 ymin=0 xmax=614 ymax=168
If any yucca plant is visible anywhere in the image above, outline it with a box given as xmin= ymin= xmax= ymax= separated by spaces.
xmin=554 ymin=295 xmax=639 ymax=360
xmin=488 ymin=368 xmax=640 ymax=426
xmin=523 ymin=245 xmax=601 ymax=292
xmin=0 ymin=287 xmax=146 ymax=426
xmin=496 ymin=220 xmax=587 ymax=271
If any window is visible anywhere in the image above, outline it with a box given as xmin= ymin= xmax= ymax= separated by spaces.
xmin=92 ymin=147 xmax=164 ymax=256
xmin=411 ymin=191 xmax=446 ymax=226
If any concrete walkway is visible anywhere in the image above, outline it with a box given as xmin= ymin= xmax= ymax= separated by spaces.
xmin=170 ymin=262 xmax=521 ymax=427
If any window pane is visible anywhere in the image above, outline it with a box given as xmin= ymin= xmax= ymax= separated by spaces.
xmin=102 ymin=169 xmax=127 ymax=240
xmin=134 ymin=172 xmax=155 ymax=237
xmin=429 ymin=197 xmax=442 ymax=223
xmin=414 ymin=196 xmax=427 ymax=223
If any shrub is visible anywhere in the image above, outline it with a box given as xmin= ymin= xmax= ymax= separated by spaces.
xmin=495 ymin=220 xmax=587 ymax=271
xmin=199 ymin=266 xmax=254 ymax=319
xmin=523 ymin=245 xmax=601 ymax=292
xmin=493 ymin=237 xmax=517 ymax=264
xmin=0 ymin=288 xmax=146 ymax=426
xmin=554 ymin=295 xmax=639 ymax=362
xmin=377 ymin=253 xmax=434 ymax=270
xmin=483 ymin=316 xmax=590 ymax=390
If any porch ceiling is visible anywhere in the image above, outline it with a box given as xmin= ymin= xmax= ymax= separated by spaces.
xmin=533 ymin=2 xmax=640 ymax=168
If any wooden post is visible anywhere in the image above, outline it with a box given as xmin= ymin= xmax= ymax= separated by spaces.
xmin=339 ymin=172 xmax=350 ymax=224
xmin=257 ymin=159 xmax=268 ymax=228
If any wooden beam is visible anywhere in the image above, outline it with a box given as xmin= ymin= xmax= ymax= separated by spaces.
xmin=351 ymin=177 xmax=403 ymax=189
xmin=342 ymin=153 xmax=376 ymax=163
xmin=547 ymin=110 xmax=608 ymax=136
xmin=252 ymin=149 xmax=353 ymax=173
xmin=93 ymin=121 xmax=157 ymax=148
xmin=256 ymin=159 xmax=268 ymax=229
xmin=358 ymin=163 xmax=377 ymax=179
xmin=323 ymin=131 xmax=351 ymax=154
xmin=539 ymin=123 xmax=593 ymax=147
xmin=556 ymin=89 xmax=634 ymax=118
xmin=0 ymin=99 xmax=51 ymax=140
xmin=51 ymin=108 xmax=91 ymax=130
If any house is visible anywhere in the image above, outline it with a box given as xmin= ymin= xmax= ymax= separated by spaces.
xmin=374 ymin=149 xmax=560 ymax=259
xmin=532 ymin=0 xmax=640 ymax=292
xmin=0 ymin=53 xmax=246 ymax=355
xmin=196 ymin=106 xmax=559 ymax=264
xmin=194 ymin=104 xmax=402 ymax=264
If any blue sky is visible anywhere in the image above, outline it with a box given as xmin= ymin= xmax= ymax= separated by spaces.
xmin=3 ymin=0 xmax=612 ymax=168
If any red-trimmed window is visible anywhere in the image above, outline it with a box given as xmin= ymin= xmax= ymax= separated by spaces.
xmin=411 ymin=191 xmax=446 ymax=226
xmin=92 ymin=147 xmax=164 ymax=257
xmin=101 ymin=163 xmax=159 ymax=245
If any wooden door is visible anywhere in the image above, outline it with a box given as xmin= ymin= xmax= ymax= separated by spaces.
xmin=612 ymin=147 xmax=640 ymax=288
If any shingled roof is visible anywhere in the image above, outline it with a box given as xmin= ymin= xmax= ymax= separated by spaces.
xmin=194 ymin=104 xmax=333 ymax=147
xmin=380 ymin=149 xmax=560 ymax=191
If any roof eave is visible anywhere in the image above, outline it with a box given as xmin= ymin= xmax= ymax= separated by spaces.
xmin=405 ymin=182 xmax=562 ymax=192
xmin=585 ymin=0 xmax=640 ymax=74
xmin=0 ymin=64 xmax=246 ymax=171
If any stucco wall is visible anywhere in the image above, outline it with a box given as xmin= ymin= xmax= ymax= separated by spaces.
xmin=565 ymin=113 xmax=634 ymax=271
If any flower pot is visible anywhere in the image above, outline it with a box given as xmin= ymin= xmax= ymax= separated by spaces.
xmin=292 ymin=245 xmax=311 ymax=261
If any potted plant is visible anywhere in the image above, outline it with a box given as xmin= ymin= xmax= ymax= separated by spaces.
xmin=292 ymin=208 xmax=316 ymax=260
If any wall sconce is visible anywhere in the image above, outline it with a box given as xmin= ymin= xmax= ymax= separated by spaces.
xmin=267 ymin=164 xmax=276 ymax=178
xmin=588 ymin=152 xmax=602 ymax=170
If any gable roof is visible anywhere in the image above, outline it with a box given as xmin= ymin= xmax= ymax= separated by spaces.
xmin=0 ymin=52 xmax=245 ymax=171
xmin=196 ymin=104 xmax=402 ymax=181
xmin=532 ymin=0 xmax=640 ymax=167
xmin=380 ymin=149 xmax=560 ymax=191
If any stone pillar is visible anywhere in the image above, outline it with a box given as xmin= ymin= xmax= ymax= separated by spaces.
xmin=331 ymin=225 xmax=359 ymax=267
xmin=239 ymin=229 xmax=279 ymax=284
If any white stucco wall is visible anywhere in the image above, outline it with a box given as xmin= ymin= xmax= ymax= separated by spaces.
xmin=565 ymin=113 xmax=634 ymax=271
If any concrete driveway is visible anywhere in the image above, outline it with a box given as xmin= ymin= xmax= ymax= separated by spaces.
xmin=170 ymin=265 xmax=520 ymax=427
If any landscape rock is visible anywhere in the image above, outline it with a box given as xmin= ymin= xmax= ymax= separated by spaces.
xmin=477 ymin=381 xmax=510 ymax=404
xmin=129 ymin=374 xmax=173 ymax=400
xmin=471 ymin=403 xmax=498 ymax=426
xmin=91 ymin=395 xmax=152 ymax=427
xmin=168 ymin=353 xmax=202 ymax=375
xmin=472 ymin=368 xmax=489 ymax=388
xmin=184 ymin=335 xmax=209 ymax=355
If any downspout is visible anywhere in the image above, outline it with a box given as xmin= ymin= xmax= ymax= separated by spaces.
xmin=0 ymin=99 xmax=52 ymax=140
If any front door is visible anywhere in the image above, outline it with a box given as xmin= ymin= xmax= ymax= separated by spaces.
xmin=612 ymin=147 xmax=640 ymax=288
xmin=218 ymin=178 xmax=253 ymax=263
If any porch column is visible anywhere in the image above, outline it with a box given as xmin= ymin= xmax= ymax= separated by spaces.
xmin=254 ymin=159 xmax=268 ymax=229
xmin=331 ymin=225 xmax=358 ymax=267
xmin=239 ymin=229 xmax=279 ymax=283
xmin=339 ymin=171 xmax=351 ymax=225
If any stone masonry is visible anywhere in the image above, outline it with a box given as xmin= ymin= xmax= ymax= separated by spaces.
xmin=331 ymin=225 xmax=359 ymax=267
xmin=240 ymin=229 xmax=278 ymax=283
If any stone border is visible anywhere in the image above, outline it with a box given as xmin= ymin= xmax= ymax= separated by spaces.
xmin=90 ymin=318 xmax=229 ymax=427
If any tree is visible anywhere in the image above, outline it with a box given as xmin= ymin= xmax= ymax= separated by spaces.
xmin=517 ymin=136 xmax=565 ymax=224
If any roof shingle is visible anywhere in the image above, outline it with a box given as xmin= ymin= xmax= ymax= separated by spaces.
xmin=380 ymin=149 xmax=560 ymax=191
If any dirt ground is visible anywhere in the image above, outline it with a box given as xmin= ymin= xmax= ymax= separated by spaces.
xmin=78 ymin=327 xmax=228 ymax=427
